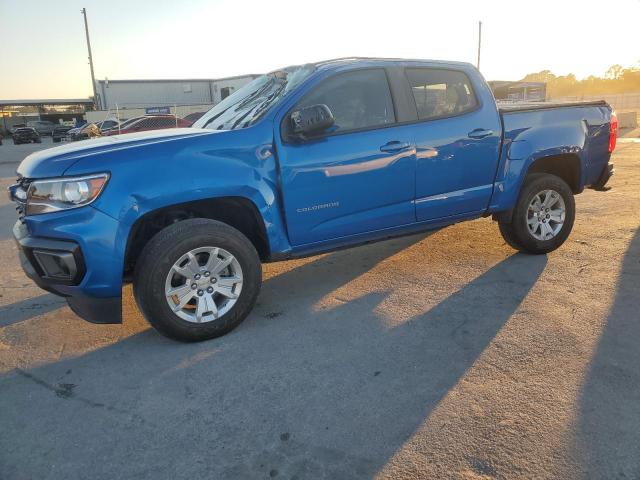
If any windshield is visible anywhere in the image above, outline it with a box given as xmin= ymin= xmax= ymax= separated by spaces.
xmin=116 ymin=117 xmax=142 ymax=129
xmin=193 ymin=64 xmax=315 ymax=131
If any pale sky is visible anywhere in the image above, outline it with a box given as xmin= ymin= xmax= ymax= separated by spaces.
xmin=0 ymin=0 xmax=638 ymax=99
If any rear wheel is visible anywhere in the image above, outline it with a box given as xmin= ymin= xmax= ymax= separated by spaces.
xmin=133 ymin=219 xmax=262 ymax=342
xmin=498 ymin=173 xmax=575 ymax=254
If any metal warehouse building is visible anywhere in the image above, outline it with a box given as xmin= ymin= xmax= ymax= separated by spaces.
xmin=95 ymin=74 xmax=260 ymax=110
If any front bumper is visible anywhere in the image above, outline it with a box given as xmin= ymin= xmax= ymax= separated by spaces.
xmin=12 ymin=207 xmax=123 ymax=324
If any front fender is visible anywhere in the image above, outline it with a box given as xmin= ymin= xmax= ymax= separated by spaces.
xmin=64 ymin=124 xmax=292 ymax=260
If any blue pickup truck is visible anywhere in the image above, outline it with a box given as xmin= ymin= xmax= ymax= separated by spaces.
xmin=9 ymin=58 xmax=617 ymax=341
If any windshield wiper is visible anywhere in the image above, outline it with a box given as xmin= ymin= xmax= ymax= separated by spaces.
xmin=243 ymin=83 xmax=288 ymax=128
xmin=202 ymin=77 xmax=276 ymax=129
xmin=230 ymin=79 xmax=287 ymax=130
xmin=236 ymin=77 xmax=276 ymax=109
xmin=230 ymin=101 xmax=264 ymax=130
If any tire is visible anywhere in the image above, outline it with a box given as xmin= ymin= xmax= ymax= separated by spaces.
xmin=498 ymin=222 xmax=526 ymax=251
xmin=34 ymin=138 xmax=41 ymax=143
xmin=53 ymin=138 xmax=60 ymax=143
xmin=498 ymin=173 xmax=575 ymax=254
xmin=133 ymin=218 xmax=262 ymax=342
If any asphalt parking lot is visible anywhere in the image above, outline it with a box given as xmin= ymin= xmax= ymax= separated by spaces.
xmin=0 ymin=140 xmax=638 ymax=479
xmin=0 ymin=136 xmax=58 ymax=164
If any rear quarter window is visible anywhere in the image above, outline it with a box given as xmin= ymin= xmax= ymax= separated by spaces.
xmin=406 ymin=68 xmax=478 ymax=121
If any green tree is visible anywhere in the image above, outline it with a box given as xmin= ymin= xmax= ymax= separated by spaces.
xmin=605 ymin=64 xmax=624 ymax=80
xmin=519 ymin=63 xmax=640 ymax=97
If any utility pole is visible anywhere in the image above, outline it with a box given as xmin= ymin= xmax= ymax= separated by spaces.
xmin=81 ymin=8 xmax=99 ymax=110
xmin=477 ymin=21 xmax=482 ymax=71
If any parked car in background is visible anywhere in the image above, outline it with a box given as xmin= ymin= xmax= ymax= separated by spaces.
xmin=27 ymin=120 xmax=56 ymax=136
xmin=97 ymin=119 xmax=119 ymax=132
xmin=100 ymin=116 xmax=144 ymax=135
xmin=184 ymin=111 xmax=206 ymax=123
xmin=67 ymin=123 xmax=101 ymax=141
xmin=65 ymin=123 xmax=85 ymax=141
xmin=9 ymin=123 xmax=27 ymax=134
xmin=52 ymin=125 xmax=73 ymax=143
xmin=12 ymin=127 xmax=41 ymax=144
xmin=105 ymin=115 xmax=192 ymax=135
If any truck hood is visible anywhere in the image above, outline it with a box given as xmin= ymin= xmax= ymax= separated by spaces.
xmin=17 ymin=128 xmax=215 ymax=178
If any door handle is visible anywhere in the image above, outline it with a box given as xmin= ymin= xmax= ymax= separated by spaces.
xmin=468 ymin=128 xmax=493 ymax=139
xmin=380 ymin=141 xmax=412 ymax=153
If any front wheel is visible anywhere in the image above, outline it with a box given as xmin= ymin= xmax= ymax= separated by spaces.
xmin=134 ymin=219 xmax=262 ymax=342
xmin=498 ymin=173 xmax=575 ymax=254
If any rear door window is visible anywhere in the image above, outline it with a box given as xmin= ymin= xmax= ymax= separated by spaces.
xmin=406 ymin=68 xmax=478 ymax=121
xmin=294 ymin=69 xmax=396 ymax=134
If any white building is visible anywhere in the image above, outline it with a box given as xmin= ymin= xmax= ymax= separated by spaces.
xmin=95 ymin=74 xmax=260 ymax=111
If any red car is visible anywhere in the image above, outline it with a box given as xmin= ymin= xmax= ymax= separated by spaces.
xmin=105 ymin=115 xmax=192 ymax=135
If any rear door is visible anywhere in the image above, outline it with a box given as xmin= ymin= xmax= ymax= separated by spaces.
xmin=402 ymin=68 xmax=502 ymax=221
xmin=276 ymin=68 xmax=417 ymax=246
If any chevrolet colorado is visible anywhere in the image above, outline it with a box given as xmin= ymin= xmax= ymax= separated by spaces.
xmin=9 ymin=58 xmax=617 ymax=341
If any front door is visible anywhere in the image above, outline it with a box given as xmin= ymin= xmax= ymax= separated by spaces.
xmin=276 ymin=68 xmax=416 ymax=246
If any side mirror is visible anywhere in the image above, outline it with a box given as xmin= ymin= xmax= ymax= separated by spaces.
xmin=289 ymin=104 xmax=334 ymax=138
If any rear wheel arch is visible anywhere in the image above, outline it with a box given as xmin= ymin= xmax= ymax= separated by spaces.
xmin=526 ymin=153 xmax=582 ymax=194
xmin=493 ymin=153 xmax=581 ymax=224
xmin=123 ymin=196 xmax=270 ymax=278
xmin=497 ymin=172 xmax=576 ymax=254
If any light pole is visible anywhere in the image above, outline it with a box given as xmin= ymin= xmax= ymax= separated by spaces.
xmin=477 ymin=21 xmax=482 ymax=71
xmin=81 ymin=8 xmax=99 ymax=110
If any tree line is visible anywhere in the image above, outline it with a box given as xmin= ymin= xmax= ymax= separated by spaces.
xmin=521 ymin=64 xmax=640 ymax=97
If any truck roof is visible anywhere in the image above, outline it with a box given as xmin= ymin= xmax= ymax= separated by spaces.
xmin=312 ymin=57 xmax=475 ymax=70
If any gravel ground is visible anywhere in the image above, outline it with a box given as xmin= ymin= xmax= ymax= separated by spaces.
xmin=0 ymin=143 xmax=638 ymax=479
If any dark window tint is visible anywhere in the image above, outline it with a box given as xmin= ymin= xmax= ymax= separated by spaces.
xmin=220 ymin=86 xmax=233 ymax=100
xmin=406 ymin=69 xmax=478 ymax=120
xmin=139 ymin=117 xmax=175 ymax=129
xmin=155 ymin=117 xmax=176 ymax=127
xmin=295 ymin=69 xmax=395 ymax=133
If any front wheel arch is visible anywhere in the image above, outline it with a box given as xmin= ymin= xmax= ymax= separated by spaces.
xmin=123 ymin=196 xmax=270 ymax=278
xmin=133 ymin=218 xmax=262 ymax=342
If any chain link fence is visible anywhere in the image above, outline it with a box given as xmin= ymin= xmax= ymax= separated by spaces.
xmin=85 ymin=102 xmax=213 ymax=133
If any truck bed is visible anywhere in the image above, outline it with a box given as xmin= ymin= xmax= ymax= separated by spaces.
xmin=498 ymin=100 xmax=608 ymax=114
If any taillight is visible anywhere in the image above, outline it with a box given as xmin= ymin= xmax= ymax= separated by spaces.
xmin=608 ymin=111 xmax=618 ymax=153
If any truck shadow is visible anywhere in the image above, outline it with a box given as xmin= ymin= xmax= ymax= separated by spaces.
xmin=576 ymin=228 xmax=640 ymax=478
xmin=0 ymin=232 xmax=547 ymax=479
xmin=0 ymin=293 xmax=66 ymax=328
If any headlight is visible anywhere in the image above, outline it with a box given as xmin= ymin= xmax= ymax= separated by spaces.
xmin=26 ymin=173 xmax=109 ymax=215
